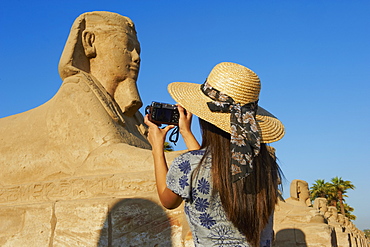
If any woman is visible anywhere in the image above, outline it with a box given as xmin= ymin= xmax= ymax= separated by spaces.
xmin=144 ymin=62 xmax=285 ymax=247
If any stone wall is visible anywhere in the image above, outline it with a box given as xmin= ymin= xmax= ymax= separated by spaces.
xmin=0 ymin=152 xmax=192 ymax=246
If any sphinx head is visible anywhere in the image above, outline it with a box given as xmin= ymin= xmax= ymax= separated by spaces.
xmin=59 ymin=11 xmax=142 ymax=116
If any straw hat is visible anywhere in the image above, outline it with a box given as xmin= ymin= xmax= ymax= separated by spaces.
xmin=168 ymin=62 xmax=284 ymax=143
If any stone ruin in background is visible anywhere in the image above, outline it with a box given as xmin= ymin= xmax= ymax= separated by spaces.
xmin=274 ymin=179 xmax=368 ymax=246
xmin=0 ymin=11 xmax=368 ymax=247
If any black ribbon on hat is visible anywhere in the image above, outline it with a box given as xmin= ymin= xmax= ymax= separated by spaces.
xmin=201 ymin=81 xmax=261 ymax=182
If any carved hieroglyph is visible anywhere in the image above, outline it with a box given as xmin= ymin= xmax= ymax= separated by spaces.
xmin=0 ymin=11 xmax=193 ymax=246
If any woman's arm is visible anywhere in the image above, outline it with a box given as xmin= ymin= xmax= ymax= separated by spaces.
xmin=144 ymin=115 xmax=183 ymax=209
xmin=177 ymin=105 xmax=201 ymax=151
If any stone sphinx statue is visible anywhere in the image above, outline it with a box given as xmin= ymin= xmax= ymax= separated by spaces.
xmin=338 ymin=213 xmax=346 ymax=226
xmin=313 ymin=197 xmax=330 ymax=218
xmin=0 ymin=11 xmax=151 ymax=186
xmin=285 ymin=179 xmax=312 ymax=207
xmin=273 ymin=179 xmax=334 ymax=246
xmin=0 ymin=11 xmax=188 ymax=246
xmin=327 ymin=205 xmax=339 ymax=223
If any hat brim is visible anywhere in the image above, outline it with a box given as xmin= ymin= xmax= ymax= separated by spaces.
xmin=168 ymin=82 xmax=285 ymax=143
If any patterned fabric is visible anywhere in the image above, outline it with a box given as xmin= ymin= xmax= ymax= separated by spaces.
xmin=167 ymin=150 xmax=273 ymax=247
xmin=201 ymin=81 xmax=261 ymax=182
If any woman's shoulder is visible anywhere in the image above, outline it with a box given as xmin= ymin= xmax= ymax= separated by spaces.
xmin=188 ymin=149 xmax=206 ymax=156
xmin=174 ymin=149 xmax=206 ymax=161
xmin=170 ymin=149 xmax=208 ymax=173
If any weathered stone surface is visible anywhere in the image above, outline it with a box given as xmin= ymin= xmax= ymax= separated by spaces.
xmin=109 ymin=198 xmax=173 ymax=246
xmin=54 ymin=200 xmax=109 ymax=246
xmin=0 ymin=204 xmax=53 ymax=246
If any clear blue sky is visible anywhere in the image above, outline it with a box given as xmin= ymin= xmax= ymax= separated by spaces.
xmin=1 ymin=0 xmax=369 ymax=230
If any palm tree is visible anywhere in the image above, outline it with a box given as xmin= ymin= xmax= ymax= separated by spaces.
xmin=326 ymin=189 xmax=338 ymax=208
xmin=364 ymin=229 xmax=370 ymax=239
xmin=327 ymin=177 xmax=355 ymax=215
xmin=310 ymin=179 xmax=329 ymax=201
xmin=164 ymin=142 xmax=174 ymax=152
xmin=342 ymin=203 xmax=356 ymax=221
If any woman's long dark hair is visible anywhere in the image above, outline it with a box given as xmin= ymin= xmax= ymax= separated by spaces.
xmin=198 ymin=118 xmax=282 ymax=247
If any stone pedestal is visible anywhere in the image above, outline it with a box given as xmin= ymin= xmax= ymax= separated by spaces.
xmin=0 ymin=144 xmax=192 ymax=246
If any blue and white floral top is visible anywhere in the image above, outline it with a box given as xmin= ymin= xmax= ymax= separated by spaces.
xmin=167 ymin=149 xmax=273 ymax=247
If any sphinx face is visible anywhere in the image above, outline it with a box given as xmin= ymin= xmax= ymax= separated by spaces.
xmin=93 ymin=31 xmax=141 ymax=90
xmin=91 ymin=30 xmax=143 ymax=116
xmin=109 ymin=32 xmax=141 ymax=82
xmin=109 ymin=33 xmax=143 ymax=116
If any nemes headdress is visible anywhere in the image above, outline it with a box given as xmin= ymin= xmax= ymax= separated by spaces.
xmin=168 ymin=62 xmax=284 ymax=182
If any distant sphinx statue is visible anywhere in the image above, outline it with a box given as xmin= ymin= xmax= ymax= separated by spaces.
xmin=313 ymin=197 xmax=329 ymax=218
xmin=275 ymin=180 xmax=366 ymax=247
xmin=285 ymin=179 xmax=312 ymax=207
xmin=0 ymin=11 xmax=151 ymax=186
xmin=327 ymin=206 xmax=339 ymax=223
xmin=274 ymin=179 xmax=334 ymax=246
xmin=338 ymin=214 xmax=345 ymax=225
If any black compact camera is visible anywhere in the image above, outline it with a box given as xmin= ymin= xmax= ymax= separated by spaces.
xmin=145 ymin=102 xmax=180 ymax=125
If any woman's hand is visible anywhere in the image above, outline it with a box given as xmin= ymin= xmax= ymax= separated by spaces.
xmin=144 ymin=115 xmax=175 ymax=152
xmin=177 ymin=105 xmax=192 ymax=135
xmin=177 ymin=105 xmax=201 ymax=151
